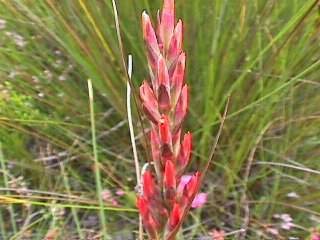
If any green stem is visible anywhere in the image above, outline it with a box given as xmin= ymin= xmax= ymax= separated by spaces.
xmin=88 ymin=80 xmax=109 ymax=239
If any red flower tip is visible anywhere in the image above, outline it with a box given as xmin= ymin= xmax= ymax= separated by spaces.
xmin=169 ymin=203 xmax=182 ymax=229
xmin=142 ymin=171 xmax=155 ymax=198
xmin=164 ymin=160 xmax=176 ymax=189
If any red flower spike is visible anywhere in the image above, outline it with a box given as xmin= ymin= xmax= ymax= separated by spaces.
xmin=160 ymin=0 xmax=175 ymax=50
xmin=140 ymin=81 xmax=161 ymax=124
xmin=157 ymin=56 xmax=171 ymax=111
xmin=169 ymin=203 xmax=182 ymax=230
xmin=143 ymin=171 xmax=155 ymax=198
xmin=178 ymin=132 xmax=192 ymax=169
xmin=138 ymin=0 xmax=203 ymax=238
xmin=168 ymin=20 xmax=183 ymax=63
xmin=164 ymin=160 xmax=176 ymax=189
xmin=175 ymin=84 xmax=189 ymax=128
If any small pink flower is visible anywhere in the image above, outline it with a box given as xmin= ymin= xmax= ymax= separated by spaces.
xmin=177 ymin=174 xmax=192 ymax=197
xmin=191 ymin=193 xmax=208 ymax=208
xmin=311 ymin=228 xmax=320 ymax=240
xmin=210 ymin=229 xmax=225 ymax=240
xmin=101 ymin=189 xmax=112 ymax=202
xmin=281 ymin=222 xmax=294 ymax=230
xmin=101 ymin=189 xmax=118 ymax=206
xmin=312 ymin=235 xmax=320 ymax=240
xmin=266 ymin=227 xmax=279 ymax=236
xmin=115 ymin=189 xmax=125 ymax=196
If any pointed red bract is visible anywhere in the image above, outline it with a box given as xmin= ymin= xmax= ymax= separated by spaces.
xmin=178 ymin=132 xmax=192 ymax=169
xmin=175 ymin=84 xmax=189 ymax=128
xmin=137 ymin=196 xmax=149 ymax=217
xmin=184 ymin=172 xmax=201 ymax=199
xmin=169 ymin=203 xmax=182 ymax=230
xmin=150 ymin=128 xmax=160 ymax=162
xmin=159 ymin=115 xmax=171 ymax=145
xmin=172 ymin=52 xmax=186 ymax=102
xmin=140 ymin=81 xmax=161 ymax=124
xmin=168 ymin=20 xmax=183 ymax=63
xmin=142 ymin=11 xmax=160 ymax=72
xmin=157 ymin=56 xmax=171 ymax=111
xmin=160 ymin=0 xmax=175 ymax=50
xmin=164 ymin=160 xmax=176 ymax=189
xmin=143 ymin=171 xmax=155 ymax=198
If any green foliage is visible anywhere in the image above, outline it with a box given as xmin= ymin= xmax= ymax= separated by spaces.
xmin=0 ymin=0 xmax=320 ymax=239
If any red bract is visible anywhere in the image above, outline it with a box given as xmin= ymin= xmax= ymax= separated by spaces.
xmin=169 ymin=203 xmax=181 ymax=230
xmin=143 ymin=171 xmax=155 ymax=198
xmin=164 ymin=160 xmax=176 ymax=189
xmin=137 ymin=0 xmax=203 ymax=239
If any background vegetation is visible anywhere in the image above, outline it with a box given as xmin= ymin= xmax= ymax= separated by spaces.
xmin=0 ymin=0 xmax=320 ymax=239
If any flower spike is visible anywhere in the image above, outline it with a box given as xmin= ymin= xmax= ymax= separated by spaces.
xmin=138 ymin=0 xmax=203 ymax=238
